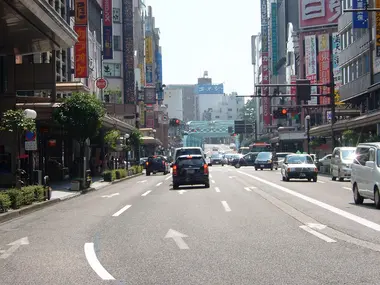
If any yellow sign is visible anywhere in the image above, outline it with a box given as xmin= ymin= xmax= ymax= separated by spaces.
xmin=139 ymin=63 xmax=145 ymax=86
xmin=139 ymin=102 xmax=145 ymax=126
xmin=145 ymin=37 xmax=153 ymax=64
xmin=334 ymin=91 xmax=344 ymax=106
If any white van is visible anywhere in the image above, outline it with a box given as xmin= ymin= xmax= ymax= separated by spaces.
xmin=351 ymin=143 xmax=380 ymax=209
xmin=330 ymin=147 xmax=356 ymax=181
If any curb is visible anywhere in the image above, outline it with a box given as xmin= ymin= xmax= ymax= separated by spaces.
xmin=0 ymin=172 xmax=143 ymax=224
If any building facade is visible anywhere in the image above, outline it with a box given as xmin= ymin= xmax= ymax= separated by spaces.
xmin=163 ymin=88 xmax=184 ymax=121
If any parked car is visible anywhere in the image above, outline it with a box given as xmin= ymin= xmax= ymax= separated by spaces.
xmin=280 ymin=154 xmax=318 ymax=182
xmin=330 ymin=147 xmax=356 ymax=181
xmin=146 ymin=155 xmax=170 ymax=176
xmin=351 ymin=143 xmax=380 ymax=208
xmin=172 ymin=155 xmax=210 ymax=189
xmin=254 ymin=152 xmax=277 ymax=170
xmin=231 ymin=152 xmax=258 ymax=168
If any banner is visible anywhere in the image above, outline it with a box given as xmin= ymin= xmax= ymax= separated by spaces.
xmin=318 ymin=34 xmax=331 ymax=105
xmin=156 ymin=48 xmax=163 ymax=101
xmin=304 ymin=35 xmax=317 ymax=105
xmin=299 ymin=0 xmax=341 ymax=29
xmin=261 ymin=0 xmax=268 ymax=53
xmin=139 ymin=101 xmax=145 ymax=127
xmin=122 ymin=0 xmax=135 ymax=103
xmin=145 ymin=37 xmax=153 ymax=64
xmin=332 ymin=32 xmax=342 ymax=92
xmin=74 ymin=0 xmax=88 ymax=25
xmin=353 ymin=0 xmax=368 ymax=28
xmin=376 ymin=0 xmax=380 ymax=57
xmin=103 ymin=0 xmax=113 ymax=59
xmin=146 ymin=64 xmax=153 ymax=86
xmin=290 ymin=75 xmax=297 ymax=103
xmin=271 ymin=2 xmax=278 ymax=75
xmin=74 ymin=26 xmax=89 ymax=78
xmin=144 ymin=87 xmax=156 ymax=104
xmin=138 ymin=63 xmax=145 ymax=86
xmin=261 ymin=0 xmax=270 ymax=126
xmin=197 ymin=84 xmax=223 ymax=94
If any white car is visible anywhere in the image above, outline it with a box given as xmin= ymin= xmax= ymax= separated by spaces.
xmin=281 ymin=154 xmax=318 ymax=182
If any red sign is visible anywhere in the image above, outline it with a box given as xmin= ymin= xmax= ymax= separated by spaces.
xmin=96 ymin=78 xmax=108 ymax=89
xmin=299 ymin=0 xmax=341 ymax=29
xmin=74 ymin=0 xmax=88 ymax=25
xmin=103 ymin=0 xmax=112 ymax=26
xmin=290 ymin=75 xmax=297 ymax=103
xmin=74 ymin=26 xmax=88 ymax=78
xmin=261 ymin=52 xmax=271 ymax=126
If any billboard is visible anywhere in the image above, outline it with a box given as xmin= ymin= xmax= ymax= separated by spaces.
xmin=156 ymin=48 xmax=163 ymax=101
xmin=261 ymin=0 xmax=268 ymax=53
xmin=144 ymin=87 xmax=156 ymax=104
xmin=197 ymin=84 xmax=224 ymax=94
xmin=146 ymin=65 xmax=153 ymax=86
xmin=299 ymin=0 xmax=341 ymax=29
xmin=103 ymin=0 xmax=113 ymax=59
xmin=122 ymin=0 xmax=135 ymax=103
xmin=261 ymin=0 xmax=270 ymax=126
xmin=74 ymin=26 xmax=88 ymax=78
xmin=353 ymin=0 xmax=368 ymax=28
xmin=318 ymin=34 xmax=331 ymax=105
xmin=304 ymin=35 xmax=317 ymax=105
xmin=145 ymin=37 xmax=153 ymax=64
xmin=138 ymin=63 xmax=145 ymax=86
xmin=376 ymin=0 xmax=380 ymax=57
xmin=271 ymin=2 xmax=278 ymax=75
xmin=332 ymin=32 xmax=342 ymax=92
xmin=74 ymin=0 xmax=88 ymax=25
xmin=139 ymin=101 xmax=145 ymax=127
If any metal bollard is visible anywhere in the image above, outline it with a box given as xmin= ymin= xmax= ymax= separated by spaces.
xmin=43 ymin=175 xmax=51 ymax=200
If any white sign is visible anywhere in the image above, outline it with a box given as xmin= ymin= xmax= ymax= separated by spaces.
xmin=25 ymin=140 xmax=37 ymax=151
xmin=304 ymin=35 xmax=318 ymax=105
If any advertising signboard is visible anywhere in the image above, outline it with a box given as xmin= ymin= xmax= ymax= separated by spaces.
xmin=139 ymin=101 xmax=145 ymax=127
xmin=304 ymin=35 xmax=317 ymax=105
xmin=74 ymin=26 xmax=89 ymax=78
xmin=103 ymin=0 xmax=113 ymax=59
xmin=74 ymin=0 xmax=88 ymax=25
xmin=299 ymin=0 xmax=341 ymax=29
xmin=144 ymin=87 xmax=156 ymax=104
xmin=318 ymin=33 xmax=331 ymax=105
xmin=376 ymin=0 xmax=380 ymax=57
xmin=156 ymin=49 xmax=163 ymax=101
xmin=145 ymin=110 xmax=155 ymax=128
xmin=122 ymin=0 xmax=135 ymax=103
xmin=197 ymin=84 xmax=224 ymax=95
xmin=352 ymin=0 xmax=368 ymax=29
xmin=261 ymin=0 xmax=270 ymax=126
xmin=271 ymin=2 xmax=278 ymax=75
xmin=145 ymin=37 xmax=153 ymax=64
xmin=332 ymin=32 xmax=342 ymax=91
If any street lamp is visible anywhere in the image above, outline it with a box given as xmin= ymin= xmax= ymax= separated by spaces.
xmin=24 ymin=109 xmax=37 ymax=119
xmin=305 ymin=115 xmax=311 ymax=154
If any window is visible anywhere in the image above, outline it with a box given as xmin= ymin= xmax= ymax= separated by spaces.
xmin=113 ymin=8 xmax=120 ymax=23
xmin=228 ymin=108 xmax=232 ymax=111
xmin=354 ymin=147 xmax=369 ymax=166
xmin=113 ymin=36 xmax=121 ymax=50
xmin=103 ymin=63 xmax=121 ymax=77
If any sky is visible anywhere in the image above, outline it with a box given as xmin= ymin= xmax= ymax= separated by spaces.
xmin=145 ymin=0 xmax=261 ymax=95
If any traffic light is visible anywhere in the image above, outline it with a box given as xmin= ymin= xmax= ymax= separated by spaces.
xmin=274 ymin=108 xmax=288 ymax=119
xmin=296 ymin=79 xmax=311 ymax=103
xmin=170 ymin=118 xmax=181 ymax=126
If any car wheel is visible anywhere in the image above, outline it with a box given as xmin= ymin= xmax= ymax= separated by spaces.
xmin=146 ymin=172 xmax=151 ymax=176
xmin=282 ymin=176 xmax=286 ymax=181
xmin=222 ymin=164 xmax=224 ymax=166
xmin=235 ymin=163 xmax=240 ymax=168
xmin=255 ymin=168 xmax=258 ymax=171
xmin=353 ymin=183 xmax=364 ymax=205
xmin=308 ymin=178 xmax=311 ymax=182
xmin=261 ymin=168 xmax=263 ymax=171
xmin=313 ymin=177 xmax=317 ymax=182
xmin=275 ymin=168 xmax=278 ymax=170
xmin=205 ymin=183 xmax=210 ymax=188
xmin=374 ymin=187 xmax=380 ymax=209
xmin=332 ymin=176 xmax=336 ymax=181
xmin=173 ymin=184 xmax=179 ymax=190
xmin=339 ymin=178 xmax=344 ymax=182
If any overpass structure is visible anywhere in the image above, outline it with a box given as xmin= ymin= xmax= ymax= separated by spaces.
xmin=183 ymin=120 xmax=239 ymax=147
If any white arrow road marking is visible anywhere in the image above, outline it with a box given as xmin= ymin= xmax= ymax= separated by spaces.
xmin=165 ymin=175 xmax=172 ymax=180
xmin=165 ymin=229 xmax=189 ymax=249
xmin=178 ymin=190 xmax=187 ymax=195
xmin=0 ymin=237 xmax=29 ymax=259
xmin=112 ymin=205 xmax=132 ymax=217
xmin=244 ymin=187 xmax=252 ymax=192
xmin=211 ymin=180 xmax=215 ymax=184
xmin=229 ymin=176 xmax=236 ymax=179
xmin=238 ymin=170 xmax=380 ymax=232
xmin=221 ymin=201 xmax=231 ymax=212
xmin=137 ymin=180 xmax=147 ymax=184
xmin=306 ymin=223 xmax=327 ymax=230
xmin=101 ymin=193 xmax=120 ymax=198
xmin=84 ymin=243 xmax=115 ymax=280
xmin=299 ymin=225 xmax=336 ymax=243
xmin=141 ymin=190 xmax=152 ymax=196
xmin=156 ymin=182 xmax=163 ymax=187
xmin=215 ymin=187 xmax=220 ymax=192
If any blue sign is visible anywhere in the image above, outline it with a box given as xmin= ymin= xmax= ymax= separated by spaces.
xmin=260 ymin=0 xmax=268 ymax=53
xmin=352 ymin=0 xmax=368 ymax=28
xmin=197 ymin=84 xmax=224 ymax=94
xmin=155 ymin=49 xmax=163 ymax=101
xmin=271 ymin=2 xmax=278 ymax=75
xmin=103 ymin=26 xmax=113 ymax=60
xmin=146 ymin=64 xmax=153 ymax=85
xmin=25 ymin=131 xmax=36 ymax=141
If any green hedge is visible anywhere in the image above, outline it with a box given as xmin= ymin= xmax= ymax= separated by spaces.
xmin=102 ymin=166 xmax=142 ymax=182
xmin=0 ymin=185 xmax=46 ymax=212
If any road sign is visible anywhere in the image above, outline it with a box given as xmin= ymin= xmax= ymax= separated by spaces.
xmin=25 ymin=131 xmax=37 ymax=151
xmin=96 ymin=78 xmax=108 ymax=89
xmin=25 ymin=131 xmax=36 ymax=141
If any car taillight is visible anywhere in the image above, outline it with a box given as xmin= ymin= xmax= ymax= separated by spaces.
xmin=146 ymin=162 xmax=149 ymax=166
xmin=203 ymin=164 xmax=208 ymax=174
xmin=172 ymin=165 xmax=178 ymax=175
xmin=162 ymin=161 xmax=165 ymax=165
xmin=314 ymin=167 xmax=318 ymax=172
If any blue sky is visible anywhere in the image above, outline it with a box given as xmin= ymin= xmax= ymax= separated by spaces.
xmin=145 ymin=0 xmax=261 ymax=95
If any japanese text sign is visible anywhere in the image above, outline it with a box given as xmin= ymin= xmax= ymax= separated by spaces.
xmin=74 ymin=26 xmax=88 ymax=78
xmin=261 ymin=0 xmax=268 ymax=53
xmin=352 ymin=0 xmax=368 ymax=28
xmin=299 ymin=0 xmax=341 ymax=29
xmin=304 ymin=35 xmax=318 ymax=105
xmin=145 ymin=37 xmax=153 ymax=64
xmin=376 ymin=0 xmax=380 ymax=57
xmin=197 ymin=84 xmax=224 ymax=95
xmin=318 ymin=34 xmax=331 ymax=104
xmin=261 ymin=52 xmax=271 ymax=126
xmin=74 ymin=0 xmax=88 ymax=25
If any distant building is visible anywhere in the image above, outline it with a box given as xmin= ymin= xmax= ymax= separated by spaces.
xmin=163 ymin=87 xmax=183 ymax=121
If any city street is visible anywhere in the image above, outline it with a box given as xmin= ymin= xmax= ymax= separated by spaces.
xmin=1 ymin=166 xmax=380 ymax=284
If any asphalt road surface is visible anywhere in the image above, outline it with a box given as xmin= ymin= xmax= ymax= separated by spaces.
xmin=1 ymin=166 xmax=380 ymax=284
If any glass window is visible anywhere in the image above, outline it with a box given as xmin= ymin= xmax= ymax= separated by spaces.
xmin=103 ymin=63 xmax=121 ymax=77
xmin=287 ymin=155 xmax=313 ymax=164
xmin=341 ymin=149 xmax=356 ymax=160
xmin=256 ymin=152 xmax=272 ymax=160
xmin=178 ymin=157 xmax=204 ymax=167
xmin=376 ymin=150 xmax=380 ymax=167
xmin=355 ymin=147 xmax=369 ymax=166
xmin=113 ymin=8 xmax=121 ymax=22
xmin=113 ymin=36 xmax=121 ymax=50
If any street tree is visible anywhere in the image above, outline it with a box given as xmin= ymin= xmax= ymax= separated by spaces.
xmin=104 ymin=129 xmax=121 ymax=150
xmin=239 ymin=99 xmax=256 ymax=123
xmin=53 ymin=92 xmax=105 ymax=179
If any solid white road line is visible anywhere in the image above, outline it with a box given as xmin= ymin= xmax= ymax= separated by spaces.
xmin=343 ymin=186 xmax=352 ymax=191
xmin=221 ymin=201 xmax=231 ymax=212
xmin=211 ymin=180 xmax=215 ymax=184
xmin=156 ymin=182 xmax=163 ymax=187
xmin=165 ymin=175 xmax=172 ymax=180
xmin=141 ymin=190 xmax=152 ymax=196
xmin=209 ymin=174 xmax=213 ymax=178
xmin=299 ymin=225 xmax=337 ymax=243
xmin=244 ymin=187 xmax=252 ymax=192
xmin=238 ymin=171 xmax=380 ymax=232
xmin=84 ymin=243 xmax=115 ymax=280
xmin=112 ymin=205 xmax=132 ymax=217
xmin=215 ymin=187 xmax=220 ymax=192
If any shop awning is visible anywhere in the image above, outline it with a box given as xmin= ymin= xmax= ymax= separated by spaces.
xmin=102 ymin=115 xmax=135 ymax=133
xmin=142 ymin=136 xmax=162 ymax=146
xmin=56 ymin=82 xmax=90 ymax=93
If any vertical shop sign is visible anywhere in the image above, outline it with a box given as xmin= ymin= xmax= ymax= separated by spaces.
xmin=261 ymin=0 xmax=270 ymax=126
xmin=74 ymin=26 xmax=89 ymax=78
xmin=318 ymin=33 xmax=331 ymax=105
xmin=103 ymin=0 xmax=113 ymax=59
xmin=304 ymin=35 xmax=318 ymax=105
xmin=271 ymin=2 xmax=278 ymax=75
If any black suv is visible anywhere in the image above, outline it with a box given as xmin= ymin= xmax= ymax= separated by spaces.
xmin=254 ymin=152 xmax=278 ymax=170
xmin=172 ymin=155 xmax=210 ymax=189
xmin=146 ymin=156 xmax=170 ymax=176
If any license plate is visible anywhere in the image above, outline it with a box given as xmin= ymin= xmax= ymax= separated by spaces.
xmin=260 ymin=165 xmax=264 ymax=167
xmin=300 ymin=173 xmax=306 ymax=177
xmin=187 ymin=169 xmax=195 ymax=174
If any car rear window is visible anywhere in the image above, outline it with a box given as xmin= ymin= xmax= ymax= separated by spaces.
xmin=176 ymin=149 xmax=202 ymax=157
xmin=177 ymin=157 xmax=204 ymax=167
xmin=148 ymin=157 xmax=164 ymax=163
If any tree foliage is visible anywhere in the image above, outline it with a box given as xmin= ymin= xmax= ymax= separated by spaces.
xmin=0 ymin=109 xmax=36 ymax=133
xmin=239 ymin=99 xmax=256 ymax=123
xmin=104 ymin=129 xmax=120 ymax=150
xmin=53 ymin=92 xmax=105 ymax=144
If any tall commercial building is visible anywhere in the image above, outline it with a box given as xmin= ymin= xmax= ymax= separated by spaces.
xmin=167 ymin=84 xmax=198 ymax=122
xmin=163 ymin=88 xmax=183 ymax=121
